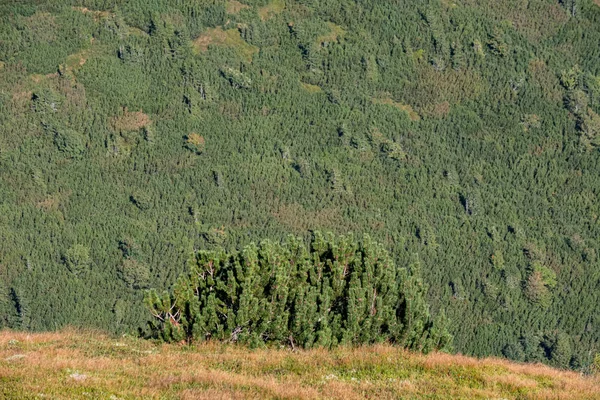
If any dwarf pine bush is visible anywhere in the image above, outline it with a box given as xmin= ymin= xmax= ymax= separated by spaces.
xmin=144 ymin=232 xmax=452 ymax=352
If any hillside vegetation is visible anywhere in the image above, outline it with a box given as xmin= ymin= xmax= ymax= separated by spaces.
xmin=1 ymin=0 xmax=600 ymax=370
xmin=1 ymin=329 xmax=600 ymax=399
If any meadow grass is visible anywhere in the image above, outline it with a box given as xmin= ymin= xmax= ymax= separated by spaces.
xmin=1 ymin=330 xmax=599 ymax=399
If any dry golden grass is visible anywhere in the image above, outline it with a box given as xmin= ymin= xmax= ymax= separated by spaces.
xmin=10 ymin=89 xmax=32 ymax=105
xmin=193 ymin=27 xmax=228 ymax=52
xmin=186 ymin=133 xmax=205 ymax=147
xmin=1 ymin=329 xmax=599 ymax=399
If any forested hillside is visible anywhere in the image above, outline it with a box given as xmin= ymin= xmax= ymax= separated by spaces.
xmin=1 ymin=0 xmax=599 ymax=370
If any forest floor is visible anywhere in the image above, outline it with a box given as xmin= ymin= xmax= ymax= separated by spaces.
xmin=0 ymin=329 xmax=599 ymax=399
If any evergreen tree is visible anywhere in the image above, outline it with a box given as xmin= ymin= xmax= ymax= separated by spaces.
xmin=144 ymin=233 xmax=452 ymax=352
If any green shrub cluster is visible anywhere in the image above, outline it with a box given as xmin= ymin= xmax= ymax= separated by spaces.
xmin=145 ymin=232 xmax=451 ymax=352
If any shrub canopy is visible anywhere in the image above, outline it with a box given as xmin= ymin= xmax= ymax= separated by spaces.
xmin=145 ymin=232 xmax=452 ymax=352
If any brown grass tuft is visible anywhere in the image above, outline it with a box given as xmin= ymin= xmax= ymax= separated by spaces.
xmin=110 ymin=108 xmax=151 ymax=132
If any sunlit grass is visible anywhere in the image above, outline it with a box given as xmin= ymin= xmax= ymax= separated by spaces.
xmin=1 ymin=329 xmax=598 ymax=399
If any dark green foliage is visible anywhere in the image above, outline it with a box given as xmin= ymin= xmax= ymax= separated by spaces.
xmin=502 ymin=342 xmax=525 ymax=362
xmin=548 ymin=332 xmax=573 ymax=369
xmin=52 ymin=127 xmax=86 ymax=158
xmin=119 ymin=259 xmax=150 ymax=289
xmin=144 ymin=233 xmax=452 ymax=352
xmin=0 ymin=6 xmax=94 ymax=74
xmin=220 ymin=66 xmax=252 ymax=89
xmin=130 ymin=191 xmax=152 ymax=211
xmin=63 ymin=244 xmax=91 ymax=275
xmin=524 ymin=260 xmax=557 ymax=308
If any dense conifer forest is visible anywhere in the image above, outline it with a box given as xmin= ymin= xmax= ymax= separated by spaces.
xmin=1 ymin=0 xmax=600 ymax=370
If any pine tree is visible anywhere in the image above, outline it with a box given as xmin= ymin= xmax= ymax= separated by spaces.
xmin=550 ymin=332 xmax=573 ymax=369
xmin=144 ymin=233 xmax=452 ymax=353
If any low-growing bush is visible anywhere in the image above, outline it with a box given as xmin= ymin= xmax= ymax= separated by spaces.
xmin=144 ymin=232 xmax=452 ymax=352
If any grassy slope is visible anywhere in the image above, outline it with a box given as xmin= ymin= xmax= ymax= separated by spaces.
xmin=1 ymin=330 xmax=599 ymax=399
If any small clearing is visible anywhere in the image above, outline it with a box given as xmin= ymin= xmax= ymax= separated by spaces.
xmin=110 ymin=108 xmax=151 ymax=132
xmin=372 ymin=96 xmax=420 ymax=121
xmin=226 ymin=0 xmax=249 ymax=14
xmin=64 ymin=49 xmax=90 ymax=74
xmin=193 ymin=27 xmax=258 ymax=62
xmin=301 ymin=82 xmax=322 ymax=93
xmin=258 ymin=0 xmax=285 ymax=21
xmin=37 ymin=194 xmax=61 ymax=211
xmin=316 ymin=22 xmax=345 ymax=46
xmin=127 ymin=26 xmax=148 ymax=37
xmin=72 ymin=6 xmax=112 ymax=20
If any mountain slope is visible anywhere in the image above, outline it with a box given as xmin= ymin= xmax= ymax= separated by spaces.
xmin=1 ymin=0 xmax=600 ymax=369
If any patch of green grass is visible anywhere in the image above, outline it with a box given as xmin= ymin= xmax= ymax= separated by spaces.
xmin=258 ymin=0 xmax=285 ymax=21
xmin=315 ymin=22 xmax=345 ymax=46
xmin=372 ymin=96 xmax=421 ymax=121
xmin=301 ymin=82 xmax=322 ymax=93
